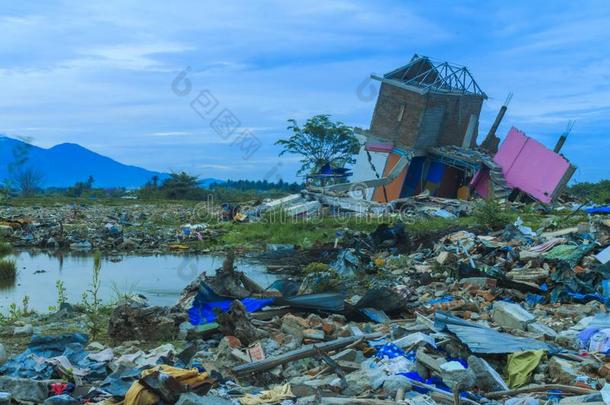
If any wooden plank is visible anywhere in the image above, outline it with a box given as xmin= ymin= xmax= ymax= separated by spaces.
xmin=232 ymin=333 xmax=382 ymax=375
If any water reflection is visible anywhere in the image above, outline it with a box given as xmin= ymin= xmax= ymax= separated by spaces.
xmin=0 ymin=277 xmax=15 ymax=291
xmin=0 ymin=251 xmax=275 ymax=313
xmin=0 ymin=258 xmax=16 ymax=290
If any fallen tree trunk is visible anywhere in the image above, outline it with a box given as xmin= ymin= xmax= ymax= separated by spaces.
xmin=486 ymin=384 xmax=595 ymax=399
xmin=232 ymin=333 xmax=382 ymax=376
xmin=216 ymin=300 xmax=268 ymax=346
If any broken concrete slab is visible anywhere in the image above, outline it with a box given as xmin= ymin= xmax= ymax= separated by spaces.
xmin=527 ymin=321 xmax=558 ymax=338
xmin=549 ymin=357 xmax=579 ymax=385
xmin=0 ymin=377 xmax=48 ymax=403
xmin=439 ymin=361 xmax=476 ymax=390
xmin=493 ymin=301 xmax=535 ymax=331
xmin=468 ymin=355 xmax=509 ymax=392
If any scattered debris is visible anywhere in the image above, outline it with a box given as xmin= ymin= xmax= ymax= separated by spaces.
xmin=0 ymin=53 xmax=607 ymax=404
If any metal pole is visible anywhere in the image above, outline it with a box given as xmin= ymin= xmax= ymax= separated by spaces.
xmin=481 ymin=93 xmax=512 ymax=153
xmin=554 ymin=121 xmax=575 ymax=153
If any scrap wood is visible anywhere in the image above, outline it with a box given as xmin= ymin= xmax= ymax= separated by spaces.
xmin=232 ymin=333 xmax=382 ymax=375
xmin=345 ymin=336 xmax=365 ymax=350
xmin=310 ymin=341 xmax=364 ymax=377
xmin=554 ymin=352 xmax=587 ymax=363
xmin=485 ymin=384 xmax=596 ymax=399
xmin=315 ymin=347 xmax=347 ymax=390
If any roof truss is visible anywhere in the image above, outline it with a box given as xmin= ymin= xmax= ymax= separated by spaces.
xmin=385 ymin=55 xmax=486 ymax=98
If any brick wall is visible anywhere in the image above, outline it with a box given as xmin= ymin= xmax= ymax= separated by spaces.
xmin=370 ymin=83 xmax=427 ymax=146
xmin=370 ymin=82 xmax=484 ymax=148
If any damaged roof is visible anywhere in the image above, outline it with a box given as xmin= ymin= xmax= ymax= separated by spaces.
xmin=382 ymin=54 xmax=487 ymax=98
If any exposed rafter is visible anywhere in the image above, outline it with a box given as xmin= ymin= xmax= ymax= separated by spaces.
xmin=382 ymin=54 xmax=487 ymax=98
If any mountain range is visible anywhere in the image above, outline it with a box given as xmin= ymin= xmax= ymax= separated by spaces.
xmin=0 ymin=136 xmax=221 ymax=189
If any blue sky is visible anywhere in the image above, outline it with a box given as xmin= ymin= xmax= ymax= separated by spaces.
xmin=0 ymin=1 xmax=609 ymax=182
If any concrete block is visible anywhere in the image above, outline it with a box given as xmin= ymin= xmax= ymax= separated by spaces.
xmin=492 ymin=301 xmax=535 ymax=331
xmin=549 ymin=357 xmax=579 ymax=385
xmin=527 ymin=321 xmax=558 ymax=338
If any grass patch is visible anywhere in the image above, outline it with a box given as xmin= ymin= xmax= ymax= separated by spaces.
xmin=403 ymin=216 xmax=478 ymax=236
xmin=210 ymin=215 xmax=481 ymax=250
xmin=0 ymin=259 xmax=16 ymax=281
xmin=0 ymin=242 xmax=11 ymax=257
xmin=218 ymin=216 xmax=380 ymax=248
xmin=472 ymin=198 xmax=514 ymax=230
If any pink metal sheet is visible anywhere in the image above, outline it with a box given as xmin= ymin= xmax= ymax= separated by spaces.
xmin=472 ymin=127 xmax=573 ymax=203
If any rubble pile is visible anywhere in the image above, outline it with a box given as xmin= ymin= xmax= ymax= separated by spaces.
xmin=0 ymin=207 xmax=608 ymax=404
xmin=0 ymin=204 xmax=219 ymax=253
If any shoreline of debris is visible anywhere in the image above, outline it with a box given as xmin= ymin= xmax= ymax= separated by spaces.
xmin=0 ymin=206 xmax=608 ymax=404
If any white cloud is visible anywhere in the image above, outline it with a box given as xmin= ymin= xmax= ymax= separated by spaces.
xmin=0 ymin=1 xmax=607 ymax=180
xmin=73 ymin=42 xmax=194 ymax=72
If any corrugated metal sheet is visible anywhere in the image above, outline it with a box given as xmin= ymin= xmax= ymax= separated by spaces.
xmin=434 ymin=311 xmax=556 ymax=354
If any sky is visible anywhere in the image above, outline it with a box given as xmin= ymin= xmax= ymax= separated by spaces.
xmin=0 ymin=1 xmax=609 ymax=183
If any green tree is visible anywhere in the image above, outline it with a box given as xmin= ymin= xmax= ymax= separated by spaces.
xmin=276 ymin=115 xmax=360 ymax=176
xmin=568 ymin=180 xmax=610 ymax=204
xmin=65 ymin=176 xmax=95 ymax=198
xmin=160 ymin=172 xmax=202 ymax=199
xmin=138 ymin=175 xmax=162 ymax=199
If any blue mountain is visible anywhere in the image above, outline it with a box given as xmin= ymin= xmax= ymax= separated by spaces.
xmin=0 ymin=136 xmax=221 ymax=189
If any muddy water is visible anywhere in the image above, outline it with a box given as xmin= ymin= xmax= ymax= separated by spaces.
xmin=0 ymin=251 xmax=276 ymax=313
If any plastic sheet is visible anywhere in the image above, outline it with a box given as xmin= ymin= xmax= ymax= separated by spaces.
xmin=0 ymin=333 xmax=107 ymax=381
xmin=506 ymin=350 xmax=546 ymax=388
xmin=585 ymin=206 xmax=610 ymax=214
xmin=188 ymin=295 xmax=274 ymax=325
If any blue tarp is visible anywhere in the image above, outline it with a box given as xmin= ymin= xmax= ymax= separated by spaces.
xmin=188 ymin=284 xmax=274 ymax=325
xmin=585 ymin=206 xmax=610 ymax=214
xmin=399 ymin=372 xmax=454 ymax=395
xmin=188 ymin=297 xmax=274 ymax=325
xmin=0 ymin=333 xmax=106 ymax=381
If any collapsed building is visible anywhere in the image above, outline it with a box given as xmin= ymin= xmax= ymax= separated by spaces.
xmin=300 ymin=54 xmax=576 ymax=214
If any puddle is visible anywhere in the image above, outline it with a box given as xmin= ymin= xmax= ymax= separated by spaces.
xmin=0 ymin=251 xmax=276 ymax=313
